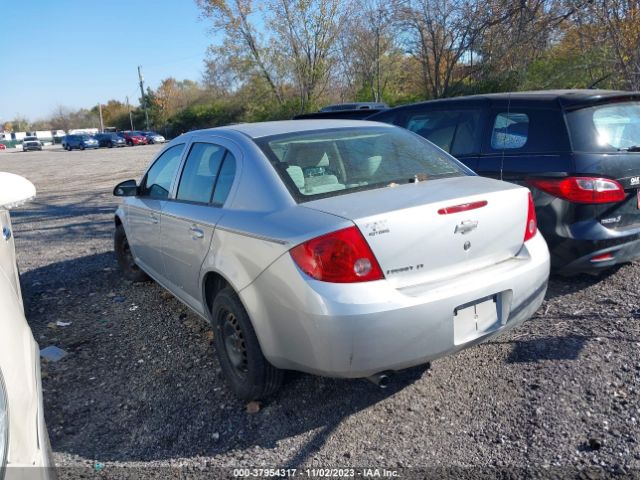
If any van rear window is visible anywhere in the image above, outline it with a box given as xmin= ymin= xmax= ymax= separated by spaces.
xmin=567 ymin=102 xmax=640 ymax=152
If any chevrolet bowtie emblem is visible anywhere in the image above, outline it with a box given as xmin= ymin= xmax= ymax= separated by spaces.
xmin=455 ymin=220 xmax=478 ymax=235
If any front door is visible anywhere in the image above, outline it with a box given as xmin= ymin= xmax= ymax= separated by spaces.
xmin=126 ymin=143 xmax=185 ymax=279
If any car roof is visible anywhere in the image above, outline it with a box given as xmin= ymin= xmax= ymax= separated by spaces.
xmin=189 ymin=119 xmax=392 ymax=139
xmin=381 ymin=89 xmax=640 ymax=111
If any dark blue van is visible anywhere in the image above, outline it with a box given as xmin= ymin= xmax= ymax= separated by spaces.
xmin=369 ymin=90 xmax=640 ymax=274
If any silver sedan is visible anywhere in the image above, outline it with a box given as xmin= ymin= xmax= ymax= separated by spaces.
xmin=113 ymin=120 xmax=550 ymax=399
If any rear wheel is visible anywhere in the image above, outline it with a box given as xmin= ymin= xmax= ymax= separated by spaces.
xmin=211 ymin=287 xmax=283 ymax=400
xmin=127 ymin=140 xmax=133 ymax=146
xmin=108 ymin=141 xmax=113 ymax=148
xmin=114 ymin=225 xmax=149 ymax=282
xmin=80 ymin=144 xmax=85 ymax=151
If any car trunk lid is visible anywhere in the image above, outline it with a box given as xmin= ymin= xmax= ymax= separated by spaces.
xmin=301 ymin=176 xmax=530 ymax=289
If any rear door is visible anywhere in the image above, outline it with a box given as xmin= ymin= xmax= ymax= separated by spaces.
xmin=477 ymin=103 xmax=572 ymax=182
xmin=126 ymin=143 xmax=185 ymax=279
xmin=160 ymin=137 xmax=239 ymax=309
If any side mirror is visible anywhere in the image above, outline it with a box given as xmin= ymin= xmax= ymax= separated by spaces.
xmin=114 ymin=179 xmax=138 ymax=197
xmin=0 ymin=172 xmax=36 ymax=209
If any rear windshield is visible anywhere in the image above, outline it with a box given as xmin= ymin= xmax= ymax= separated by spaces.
xmin=256 ymin=126 xmax=469 ymax=202
xmin=567 ymin=101 xmax=640 ymax=152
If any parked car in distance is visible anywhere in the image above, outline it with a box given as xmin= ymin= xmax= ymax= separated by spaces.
xmin=22 ymin=136 xmax=42 ymax=152
xmin=141 ymin=131 xmax=166 ymax=144
xmin=0 ymin=172 xmax=55 ymax=476
xmin=118 ymin=131 xmax=148 ymax=146
xmin=62 ymin=134 xmax=99 ymax=151
xmin=95 ymin=132 xmax=126 ymax=148
xmin=369 ymin=90 xmax=640 ymax=274
xmin=113 ymin=120 xmax=550 ymax=399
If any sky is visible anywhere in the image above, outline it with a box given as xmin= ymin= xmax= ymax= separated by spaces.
xmin=0 ymin=0 xmax=216 ymax=121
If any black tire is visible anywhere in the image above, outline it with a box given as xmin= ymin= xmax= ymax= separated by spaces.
xmin=80 ymin=144 xmax=85 ymax=151
xmin=114 ymin=224 xmax=149 ymax=282
xmin=211 ymin=287 xmax=283 ymax=400
xmin=127 ymin=140 xmax=133 ymax=146
xmin=108 ymin=142 xmax=113 ymax=148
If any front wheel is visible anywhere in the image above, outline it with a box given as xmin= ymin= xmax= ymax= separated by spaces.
xmin=114 ymin=225 xmax=149 ymax=282
xmin=212 ymin=287 xmax=283 ymax=400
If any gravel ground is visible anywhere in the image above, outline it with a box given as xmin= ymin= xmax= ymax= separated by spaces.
xmin=2 ymin=146 xmax=640 ymax=478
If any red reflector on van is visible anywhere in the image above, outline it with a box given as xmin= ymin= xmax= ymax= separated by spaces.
xmin=437 ymin=200 xmax=488 ymax=215
xmin=590 ymin=252 xmax=614 ymax=263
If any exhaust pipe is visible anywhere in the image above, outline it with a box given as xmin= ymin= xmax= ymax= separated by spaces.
xmin=367 ymin=371 xmax=392 ymax=389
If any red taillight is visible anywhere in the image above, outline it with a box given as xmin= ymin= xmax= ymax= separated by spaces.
xmin=290 ymin=226 xmax=384 ymax=283
xmin=528 ymin=177 xmax=625 ymax=204
xmin=524 ymin=192 xmax=537 ymax=242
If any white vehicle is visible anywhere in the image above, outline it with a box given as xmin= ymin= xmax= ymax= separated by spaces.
xmin=0 ymin=173 xmax=54 ymax=478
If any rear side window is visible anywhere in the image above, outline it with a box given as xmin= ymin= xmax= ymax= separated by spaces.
xmin=405 ymin=109 xmax=482 ymax=155
xmin=177 ymin=143 xmax=225 ymax=203
xmin=487 ymin=108 xmax=569 ymax=153
xmin=491 ymin=113 xmax=529 ymax=149
xmin=142 ymin=144 xmax=184 ymax=198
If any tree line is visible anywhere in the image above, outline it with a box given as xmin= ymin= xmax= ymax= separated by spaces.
xmin=4 ymin=0 xmax=639 ymax=137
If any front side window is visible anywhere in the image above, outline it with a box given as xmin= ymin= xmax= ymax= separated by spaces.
xmin=405 ymin=109 xmax=481 ymax=155
xmin=176 ymin=143 xmax=226 ymax=203
xmin=142 ymin=144 xmax=184 ymax=198
xmin=491 ymin=113 xmax=529 ymax=150
xmin=257 ymin=126 xmax=468 ymax=201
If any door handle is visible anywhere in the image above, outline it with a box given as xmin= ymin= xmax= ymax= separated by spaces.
xmin=190 ymin=226 xmax=204 ymax=239
xmin=2 ymin=226 xmax=11 ymax=241
xmin=150 ymin=214 xmax=159 ymax=224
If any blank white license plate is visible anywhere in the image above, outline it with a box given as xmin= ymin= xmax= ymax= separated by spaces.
xmin=454 ymin=295 xmax=500 ymax=345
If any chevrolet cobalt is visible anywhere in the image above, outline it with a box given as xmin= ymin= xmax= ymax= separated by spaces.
xmin=113 ymin=120 xmax=550 ymax=399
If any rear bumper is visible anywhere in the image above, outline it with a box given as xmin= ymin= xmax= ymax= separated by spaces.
xmin=547 ymin=220 xmax=640 ymax=273
xmin=241 ymin=233 xmax=550 ymax=378
xmin=557 ymin=236 xmax=640 ymax=274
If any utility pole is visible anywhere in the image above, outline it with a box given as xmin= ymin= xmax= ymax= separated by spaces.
xmin=138 ymin=65 xmax=150 ymax=131
xmin=126 ymin=96 xmax=134 ymax=130
xmin=98 ymin=103 xmax=104 ymax=132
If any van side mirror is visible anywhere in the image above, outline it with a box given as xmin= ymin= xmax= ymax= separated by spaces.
xmin=114 ymin=179 xmax=138 ymax=197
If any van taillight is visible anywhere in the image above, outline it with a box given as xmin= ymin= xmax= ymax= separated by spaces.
xmin=290 ymin=226 xmax=384 ymax=283
xmin=528 ymin=177 xmax=625 ymax=204
xmin=524 ymin=192 xmax=537 ymax=242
